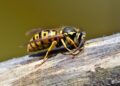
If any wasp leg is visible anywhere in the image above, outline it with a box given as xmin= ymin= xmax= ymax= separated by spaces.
xmin=73 ymin=46 xmax=84 ymax=56
xmin=66 ymin=36 xmax=77 ymax=48
xmin=63 ymin=38 xmax=85 ymax=56
xmin=61 ymin=39 xmax=73 ymax=52
xmin=35 ymin=41 xmax=57 ymax=68
xmin=70 ymin=39 xmax=85 ymax=57
xmin=72 ymin=39 xmax=85 ymax=53
xmin=61 ymin=39 xmax=78 ymax=56
xmin=71 ymin=47 xmax=84 ymax=59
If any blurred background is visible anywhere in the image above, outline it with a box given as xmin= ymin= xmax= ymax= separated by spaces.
xmin=0 ymin=0 xmax=120 ymax=62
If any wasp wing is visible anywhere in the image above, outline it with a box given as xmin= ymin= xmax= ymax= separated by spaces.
xmin=25 ymin=28 xmax=43 ymax=36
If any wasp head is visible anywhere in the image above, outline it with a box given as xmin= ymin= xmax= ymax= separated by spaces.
xmin=61 ymin=26 xmax=77 ymax=39
xmin=61 ymin=26 xmax=86 ymax=45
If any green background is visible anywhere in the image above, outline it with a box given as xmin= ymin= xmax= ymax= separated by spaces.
xmin=0 ymin=0 xmax=120 ymax=61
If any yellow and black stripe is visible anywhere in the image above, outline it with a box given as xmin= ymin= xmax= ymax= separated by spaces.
xmin=27 ymin=30 xmax=60 ymax=52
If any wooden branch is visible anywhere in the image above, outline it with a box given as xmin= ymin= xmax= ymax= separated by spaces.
xmin=0 ymin=33 xmax=120 ymax=86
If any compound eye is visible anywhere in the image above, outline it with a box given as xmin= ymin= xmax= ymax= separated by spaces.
xmin=62 ymin=26 xmax=77 ymax=33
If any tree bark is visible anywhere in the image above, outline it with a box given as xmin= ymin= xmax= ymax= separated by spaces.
xmin=0 ymin=33 xmax=120 ymax=86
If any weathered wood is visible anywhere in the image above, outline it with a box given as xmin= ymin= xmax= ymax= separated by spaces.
xmin=0 ymin=33 xmax=120 ymax=86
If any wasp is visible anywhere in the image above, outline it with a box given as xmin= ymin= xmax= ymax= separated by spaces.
xmin=26 ymin=26 xmax=86 ymax=67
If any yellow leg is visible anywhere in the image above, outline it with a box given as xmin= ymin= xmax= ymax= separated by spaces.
xmin=35 ymin=41 xmax=57 ymax=68
xmin=72 ymin=39 xmax=85 ymax=53
xmin=67 ymin=39 xmax=85 ymax=56
xmin=66 ymin=36 xmax=77 ymax=48
xmin=61 ymin=39 xmax=78 ymax=55
xmin=61 ymin=39 xmax=72 ymax=52
xmin=61 ymin=37 xmax=85 ymax=56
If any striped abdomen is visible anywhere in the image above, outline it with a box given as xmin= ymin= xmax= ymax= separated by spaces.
xmin=27 ymin=30 xmax=62 ymax=52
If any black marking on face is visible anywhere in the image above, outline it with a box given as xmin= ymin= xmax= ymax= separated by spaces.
xmin=78 ymin=32 xmax=86 ymax=42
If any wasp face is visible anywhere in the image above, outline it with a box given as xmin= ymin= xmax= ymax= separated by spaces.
xmin=77 ymin=31 xmax=86 ymax=43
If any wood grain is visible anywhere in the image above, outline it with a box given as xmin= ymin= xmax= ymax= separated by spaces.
xmin=0 ymin=33 xmax=120 ymax=86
